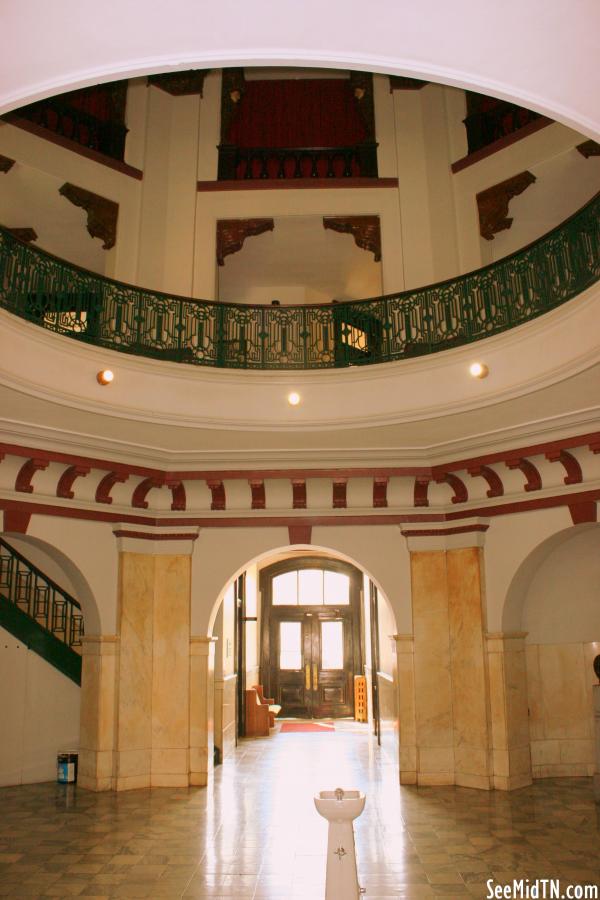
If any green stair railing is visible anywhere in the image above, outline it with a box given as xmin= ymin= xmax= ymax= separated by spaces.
xmin=0 ymin=538 xmax=83 ymax=684
xmin=0 ymin=193 xmax=598 ymax=370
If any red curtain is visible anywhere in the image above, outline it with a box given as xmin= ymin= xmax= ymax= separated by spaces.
xmin=227 ymin=79 xmax=366 ymax=148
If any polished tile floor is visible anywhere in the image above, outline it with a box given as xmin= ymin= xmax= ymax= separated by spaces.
xmin=0 ymin=723 xmax=599 ymax=899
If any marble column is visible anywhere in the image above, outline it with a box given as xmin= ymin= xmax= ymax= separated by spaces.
xmin=189 ymin=636 xmax=217 ymax=786
xmin=487 ymin=632 xmax=532 ymax=790
xmin=78 ymin=635 xmax=118 ymax=791
xmin=401 ymin=522 xmax=493 ymax=788
xmin=112 ymin=527 xmax=199 ymax=790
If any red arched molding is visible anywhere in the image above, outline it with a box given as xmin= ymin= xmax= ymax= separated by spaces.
xmin=434 ymin=472 xmax=468 ymax=504
xmin=95 ymin=471 xmax=129 ymax=504
xmin=545 ymin=449 xmax=582 ymax=485
xmin=165 ymin=478 xmax=186 ymax=512
xmin=132 ymin=477 xmax=162 ymax=509
xmin=292 ymin=479 xmax=307 ymax=509
xmin=207 ymin=480 xmax=226 ymax=511
xmin=249 ymin=479 xmax=266 ymax=510
xmin=56 ymin=464 xmax=91 ymax=499
xmin=505 ymin=457 xmax=542 ymax=492
xmin=467 ymin=464 xmax=504 ymax=498
xmin=414 ymin=476 xmax=431 ymax=508
xmin=373 ymin=477 xmax=388 ymax=508
xmin=15 ymin=458 xmax=49 ymax=493
xmin=332 ymin=479 xmax=347 ymax=509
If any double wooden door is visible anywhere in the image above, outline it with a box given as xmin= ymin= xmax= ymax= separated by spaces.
xmin=269 ymin=608 xmax=355 ymax=718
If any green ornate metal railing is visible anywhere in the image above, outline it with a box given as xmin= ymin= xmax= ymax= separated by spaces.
xmin=0 ymin=193 xmax=598 ymax=370
xmin=0 ymin=537 xmax=83 ymax=684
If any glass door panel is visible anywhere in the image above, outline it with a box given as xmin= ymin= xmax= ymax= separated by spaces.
xmin=321 ymin=620 xmax=344 ymax=669
xmin=279 ymin=621 xmax=302 ymax=670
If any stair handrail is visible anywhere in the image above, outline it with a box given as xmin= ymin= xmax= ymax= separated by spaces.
xmin=0 ymin=536 xmax=83 ymax=648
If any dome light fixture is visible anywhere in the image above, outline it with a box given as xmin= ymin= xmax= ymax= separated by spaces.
xmin=96 ymin=369 xmax=114 ymax=385
xmin=287 ymin=391 xmax=301 ymax=406
xmin=469 ymin=362 xmax=489 ymax=379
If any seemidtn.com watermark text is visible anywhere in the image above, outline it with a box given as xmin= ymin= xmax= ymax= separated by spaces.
xmin=487 ymin=880 xmax=598 ymax=899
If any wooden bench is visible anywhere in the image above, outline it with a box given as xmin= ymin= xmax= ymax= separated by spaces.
xmin=252 ymin=684 xmax=282 ymax=727
xmin=245 ymin=687 xmax=270 ymax=736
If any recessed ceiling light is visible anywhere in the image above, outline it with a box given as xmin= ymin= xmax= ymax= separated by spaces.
xmin=97 ymin=369 xmax=114 ymax=385
xmin=469 ymin=362 xmax=489 ymax=379
xmin=287 ymin=391 xmax=301 ymax=406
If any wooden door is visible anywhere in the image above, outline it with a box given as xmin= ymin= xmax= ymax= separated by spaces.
xmin=262 ymin=558 xmax=362 ymax=719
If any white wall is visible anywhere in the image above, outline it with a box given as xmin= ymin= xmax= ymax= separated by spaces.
xmin=0 ymin=625 xmax=80 ymax=786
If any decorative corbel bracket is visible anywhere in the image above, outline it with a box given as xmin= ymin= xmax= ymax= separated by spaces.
xmin=216 ymin=218 xmax=274 ymax=266
xmin=7 ymin=227 xmax=37 ymax=243
xmin=323 ymin=216 xmax=381 ymax=261
xmin=59 ymin=182 xmax=119 ymax=249
xmin=292 ymin=479 xmax=307 ymax=510
xmin=477 ymin=171 xmax=536 ymax=241
xmin=576 ymin=140 xmax=600 ymax=158
xmin=332 ymin=479 xmax=347 ymax=509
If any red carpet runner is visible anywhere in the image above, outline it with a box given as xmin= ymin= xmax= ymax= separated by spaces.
xmin=279 ymin=721 xmax=335 ymax=733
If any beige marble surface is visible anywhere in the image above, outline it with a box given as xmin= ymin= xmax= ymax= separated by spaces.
xmin=189 ymin=636 xmax=216 ymax=787
xmin=78 ymin=636 xmax=118 ymax=791
xmin=487 ymin=632 xmax=532 ymax=790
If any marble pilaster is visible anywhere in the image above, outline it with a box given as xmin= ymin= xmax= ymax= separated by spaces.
xmin=487 ymin=632 xmax=532 ymax=790
xmin=78 ymin=635 xmax=118 ymax=791
xmin=189 ymin=636 xmax=217 ymax=786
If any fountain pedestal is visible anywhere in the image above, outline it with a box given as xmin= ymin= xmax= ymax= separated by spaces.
xmin=314 ymin=788 xmax=366 ymax=899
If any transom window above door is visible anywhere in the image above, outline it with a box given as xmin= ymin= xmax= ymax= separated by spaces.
xmin=272 ymin=568 xmax=350 ymax=606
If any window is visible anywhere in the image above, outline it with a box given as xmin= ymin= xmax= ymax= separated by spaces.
xmin=272 ymin=568 xmax=350 ymax=605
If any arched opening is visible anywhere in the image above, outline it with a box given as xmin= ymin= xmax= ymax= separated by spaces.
xmin=502 ymin=523 xmax=600 ymax=780
xmin=208 ymin=544 xmax=399 ymax=771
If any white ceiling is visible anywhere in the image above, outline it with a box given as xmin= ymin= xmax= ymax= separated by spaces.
xmin=218 ymin=216 xmax=382 ymax=305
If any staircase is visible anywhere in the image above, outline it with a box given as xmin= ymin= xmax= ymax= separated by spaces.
xmin=0 ymin=537 xmax=83 ymax=684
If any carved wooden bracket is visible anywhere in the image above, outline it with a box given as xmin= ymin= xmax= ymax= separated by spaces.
xmin=332 ymin=479 xmax=347 ymax=509
xmin=0 ymin=155 xmax=15 ymax=173
xmin=373 ymin=477 xmax=388 ymax=508
xmin=59 ymin=183 xmax=119 ymax=249
xmin=95 ymin=471 xmax=129 ymax=504
xmin=148 ymin=69 xmax=209 ymax=96
xmin=476 ymin=171 xmax=536 ymax=241
xmin=7 ymin=227 xmax=38 ymax=243
xmin=207 ymin=479 xmax=226 ymax=511
xmin=292 ymin=479 xmax=307 ymax=510
xmin=216 ymin=218 xmax=274 ymax=266
xmin=576 ymin=140 xmax=600 ymax=158
xmin=249 ymin=479 xmax=266 ymax=510
xmin=389 ymin=76 xmax=428 ymax=91
xmin=323 ymin=216 xmax=381 ymax=261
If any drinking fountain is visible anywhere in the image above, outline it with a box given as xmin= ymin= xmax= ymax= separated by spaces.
xmin=314 ymin=787 xmax=366 ymax=899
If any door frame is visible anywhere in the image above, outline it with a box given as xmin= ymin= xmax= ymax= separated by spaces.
xmin=259 ymin=556 xmax=363 ymax=718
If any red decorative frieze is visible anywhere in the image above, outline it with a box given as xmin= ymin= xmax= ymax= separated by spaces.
xmin=0 ymin=155 xmax=15 ymax=174
xmin=323 ymin=216 xmax=381 ymax=261
xmin=207 ymin=480 xmax=226 ymax=511
xmin=3 ymin=509 xmax=31 ymax=533
xmin=545 ymin=449 xmax=582 ymax=485
xmin=505 ymin=457 xmax=542 ymax=492
xmin=389 ymin=76 xmax=428 ymax=91
xmin=434 ymin=472 xmax=468 ymax=504
xmin=15 ymin=458 xmax=49 ymax=494
xmin=216 ymin=218 xmax=274 ymax=266
xmin=132 ymin=477 xmax=163 ymax=510
xmin=292 ymin=479 xmax=307 ymax=510
xmin=7 ymin=227 xmax=37 ymax=243
xmin=59 ymin=183 xmax=119 ymax=249
xmin=56 ymin=465 xmax=91 ymax=499
xmin=332 ymin=479 xmax=347 ymax=509
xmin=568 ymin=501 xmax=597 ymax=525
xmin=95 ymin=471 xmax=129 ymax=505
xmin=467 ymin=464 xmax=504 ymax=498
xmin=576 ymin=140 xmax=600 ymax=158
xmin=148 ymin=69 xmax=209 ymax=96
xmin=414 ymin=476 xmax=431 ymax=508
xmin=477 ymin=171 xmax=536 ymax=241
xmin=249 ymin=479 xmax=266 ymax=510
xmin=373 ymin=477 xmax=388 ymax=508
xmin=165 ymin=478 xmax=186 ymax=512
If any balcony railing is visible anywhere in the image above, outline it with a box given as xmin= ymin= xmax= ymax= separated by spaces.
xmin=464 ymin=100 xmax=543 ymax=155
xmin=0 ymin=193 xmax=598 ymax=370
xmin=217 ymin=142 xmax=378 ymax=180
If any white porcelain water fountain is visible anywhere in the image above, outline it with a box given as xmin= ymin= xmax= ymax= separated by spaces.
xmin=314 ymin=787 xmax=366 ymax=899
